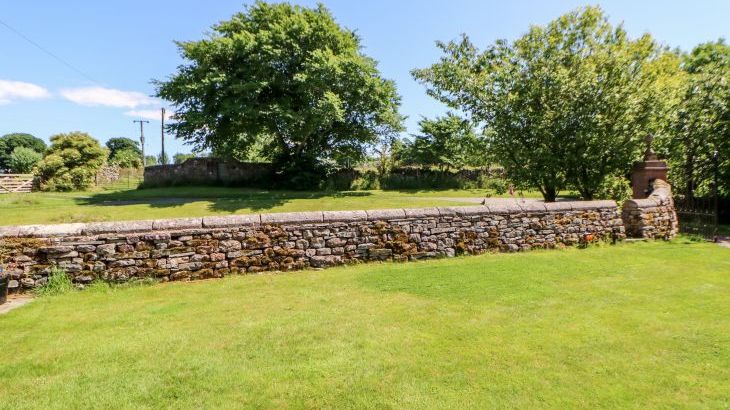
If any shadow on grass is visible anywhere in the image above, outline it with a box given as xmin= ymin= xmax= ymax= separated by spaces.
xmin=75 ymin=186 xmax=374 ymax=213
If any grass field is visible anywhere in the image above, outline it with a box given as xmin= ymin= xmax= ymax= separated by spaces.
xmin=1 ymin=240 xmax=728 ymax=408
xmin=0 ymin=186 xmax=553 ymax=226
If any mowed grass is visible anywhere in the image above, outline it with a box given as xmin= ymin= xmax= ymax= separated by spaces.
xmin=1 ymin=240 xmax=729 ymax=409
xmin=0 ymin=186 xmax=551 ymax=226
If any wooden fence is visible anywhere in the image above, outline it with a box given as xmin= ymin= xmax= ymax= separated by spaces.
xmin=0 ymin=174 xmax=35 ymax=193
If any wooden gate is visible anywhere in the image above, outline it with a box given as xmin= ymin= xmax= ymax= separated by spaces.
xmin=0 ymin=174 xmax=34 ymax=193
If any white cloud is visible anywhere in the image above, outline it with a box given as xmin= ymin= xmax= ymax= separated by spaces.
xmin=0 ymin=79 xmax=51 ymax=104
xmin=124 ymin=109 xmax=175 ymax=121
xmin=60 ymin=86 xmax=157 ymax=108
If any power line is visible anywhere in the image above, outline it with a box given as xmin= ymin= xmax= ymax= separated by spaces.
xmin=0 ymin=18 xmax=99 ymax=85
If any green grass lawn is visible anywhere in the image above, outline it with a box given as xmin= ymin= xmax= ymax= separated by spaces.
xmin=1 ymin=240 xmax=728 ymax=408
xmin=0 ymin=186 xmax=555 ymax=226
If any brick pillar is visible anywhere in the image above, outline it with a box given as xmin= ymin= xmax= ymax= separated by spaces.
xmin=630 ymin=136 xmax=669 ymax=199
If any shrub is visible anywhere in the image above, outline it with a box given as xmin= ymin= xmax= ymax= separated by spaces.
xmin=35 ymin=132 xmax=107 ymax=191
xmin=595 ymin=175 xmax=633 ymax=203
xmin=7 ymin=146 xmax=43 ymax=173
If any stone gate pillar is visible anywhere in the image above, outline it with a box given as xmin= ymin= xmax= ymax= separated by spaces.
xmin=630 ymin=135 xmax=669 ymax=199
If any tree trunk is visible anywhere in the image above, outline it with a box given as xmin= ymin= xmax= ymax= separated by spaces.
xmin=542 ymin=186 xmax=557 ymax=202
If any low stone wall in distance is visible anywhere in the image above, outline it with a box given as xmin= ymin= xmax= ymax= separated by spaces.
xmin=143 ymin=158 xmax=273 ymax=187
xmin=622 ymin=180 xmax=678 ymax=239
xmin=0 ymin=201 xmax=624 ymax=292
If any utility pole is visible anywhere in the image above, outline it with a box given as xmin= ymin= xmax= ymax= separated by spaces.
xmin=160 ymin=108 xmax=166 ymax=165
xmin=133 ymin=119 xmax=150 ymax=167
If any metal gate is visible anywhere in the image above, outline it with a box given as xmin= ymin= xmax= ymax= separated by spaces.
xmin=674 ymin=196 xmax=719 ymax=240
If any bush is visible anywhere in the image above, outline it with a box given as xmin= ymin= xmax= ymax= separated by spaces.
xmin=35 ymin=132 xmax=107 ymax=191
xmin=595 ymin=175 xmax=632 ymax=203
xmin=7 ymin=146 xmax=42 ymax=173
xmin=36 ymin=268 xmax=75 ymax=297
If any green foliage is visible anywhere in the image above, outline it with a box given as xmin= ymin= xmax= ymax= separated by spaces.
xmin=413 ymin=6 xmax=681 ymax=201
xmin=658 ymin=39 xmax=729 ymax=197
xmin=0 ymin=133 xmax=46 ymax=171
xmin=109 ymin=149 xmax=143 ymax=169
xmin=595 ymin=175 xmax=632 ymax=203
xmin=398 ymin=113 xmax=489 ymax=171
xmin=173 ymin=153 xmax=196 ymax=164
xmin=157 ymin=152 xmax=170 ymax=166
xmin=35 ymin=267 xmax=75 ymax=297
xmin=106 ymin=138 xmax=142 ymax=168
xmin=35 ymin=132 xmax=107 ymax=191
xmin=155 ymin=1 xmax=403 ymax=188
xmin=144 ymin=155 xmax=158 ymax=166
xmin=106 ymin=137 xmax=141 ymax=158
xmin=7 ymin=146 xmax=43 ymax=173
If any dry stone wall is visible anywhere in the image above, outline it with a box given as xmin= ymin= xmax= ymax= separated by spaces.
xmin=622 ymin=180 xmax=678 ymax=239
xmin=0 ymin=201 xmax=625 ymax=292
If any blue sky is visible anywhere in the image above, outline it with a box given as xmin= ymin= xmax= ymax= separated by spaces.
xmin=1 ymin=0 xmax=728 ymax=157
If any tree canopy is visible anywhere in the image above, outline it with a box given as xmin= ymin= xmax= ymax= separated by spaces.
xmin=36 ymin=132 xmax=107 ymax=191
xmin=106 ymin=137 xmax=143 ymax=168
xmin=0 ymin=133 xmax=46 ymax=171
xmin=659 ymin=39 xmax=729 ymax=197
xmin=413 ymin=6 xmax=681 ymax=201
xmin=156 ymin=1 xmax=403 ymax=187
xmin=398 ymin=113 xmax=488 ymax=171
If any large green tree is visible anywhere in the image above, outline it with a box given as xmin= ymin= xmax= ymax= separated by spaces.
xmin=156 ymin=1 xmax=403 ymax=187
xmin=0 ymin=133 xmax=46 ymax=171
xmin=400 ymin=113 xmax=488 ymax=171
xmin=106 ymin=137 xmax=143 ymax=168
xmin=36 ymin=132 xmax=107 ymax=191
xmin=413 ymin=7 xmax=680 ymax=201
xmin=659 ymin=40 xmax=729 ymax=197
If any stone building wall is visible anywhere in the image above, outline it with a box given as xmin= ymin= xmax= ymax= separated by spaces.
xmin=622 ymin=180 xmax=679 ymax=239
xmin=0 ymin=201 xmax=624 ymax=292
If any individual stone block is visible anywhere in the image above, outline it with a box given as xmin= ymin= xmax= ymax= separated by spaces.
xmin=152 ymin=218 xmax=203 ymax=231
xmin=83 ymin=220 xmax=154 ymax=235
xmin=403 ymin=207 xmax=441 ymax=219
xmin=484 ymin=202 xmax=522 ymax=214
xmin=366 ymin=209 xmax=406 ymax=221
xmin=516 ymin=202 xmax=547 ymax=213
xmin=572 ymin=200 xmax=617 ymax=210
xmin=16 ymin=223 xmax=85 ymax=237
xmin=544 ymin=202 xmax=573 ymax=212
xmin=261 ymin=212 xmax=324 ymax=225
xmin=202 ymin=214 xmax=261 ymax=228
xmin=322 ymin=210 xmax=368 ymax=223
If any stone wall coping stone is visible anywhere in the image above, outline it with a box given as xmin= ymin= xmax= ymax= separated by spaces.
xmin=202 ymin=215 xmax=261 ymax=228
xmin=0 ymin=201 xmax=623 ymax=238
xmin=544 ymin=202 xmax=574 ymax=212
xmin=486 ymin=202 xmax=524 ymax=214
xmin=322 ymin=210 xmax=368 ymax=223
xmin=403 ymin=207 xmax=441 ymax=219
xmin=261 ymin=211 xmax=324 ymax=224
xmin=83 ymin=220 xmax=155 ymax=235
xmin=452 ymin=205 xmax=491 ymax=216
xmin=517 ymin=202 xmax=548 ymax=212
xmin=623 ymin=198 xmax=660 ymax=209
xmin=14 ymin=223 xmax=86 ymax=238
xmin=152 ymin=218 xmax=203 ymax=230
xmin=571 ymin=200 xmax=617 ymax=210
xmin=365 ymin=208 xmax=407 ymax=221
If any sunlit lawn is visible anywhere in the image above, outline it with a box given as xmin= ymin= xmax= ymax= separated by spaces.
xmin=1 ymin=240 xmax=728 ymax=408
xmin=0 ymin=185 xmax=556 ymax=226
